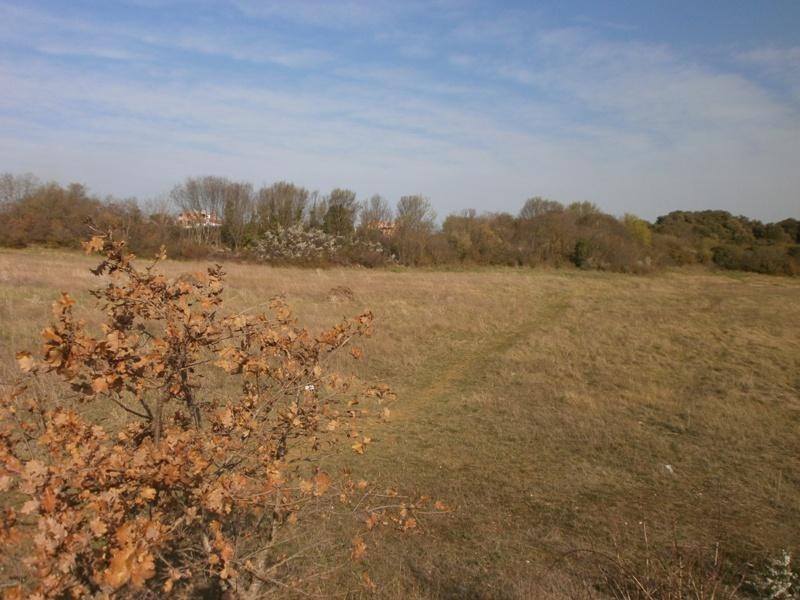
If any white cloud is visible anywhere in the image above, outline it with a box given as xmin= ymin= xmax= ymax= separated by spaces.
xmin=738 ymin=46 xmax=800 ymax=72
xmin=0 ymin=3 xmax=798 ymax=221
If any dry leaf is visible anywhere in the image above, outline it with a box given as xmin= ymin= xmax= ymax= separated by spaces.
xmin=89 ymin=518 xmax=108 ymax=537
xmin=313 ymin=471 xmax=331 ymax=496
xmin=204 ymin=487 xmax=229 ymax=513
xmin=352 ymin=536 xmax=367 ymax=561
xmin=20 ymin=499 xmax=39 ymax=515
xmin=91 ymin=376 xmax=109 ymax=394
xmin=41 ymin=487 xmax=57 ymax=513
xmin=15 ymin=351 xmax=35 ymax=373
xmin=82 ymin=236 xmax=105 ymax=254
xmin=130 ymin=551 xmax=155 ymax=588
xmin=217 ymin=408 xmax=234 ymax=428
xmin=104 ymin=546 xmax=134 ymax=588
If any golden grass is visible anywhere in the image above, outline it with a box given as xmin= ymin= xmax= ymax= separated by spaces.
xmin=1 ymin=246 xmax=799 ymax=598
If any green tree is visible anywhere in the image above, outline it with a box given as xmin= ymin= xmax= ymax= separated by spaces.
xmin=623 ymin=214 xmax=653 ymax=246
xmin=323 ymin=188 xmax=358 ymax=237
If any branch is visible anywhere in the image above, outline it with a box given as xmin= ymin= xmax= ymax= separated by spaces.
xmin=110 ymin=396 xmax=151 ymax=420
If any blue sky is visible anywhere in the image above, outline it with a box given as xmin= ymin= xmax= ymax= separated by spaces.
xmin=0 ymin=1 xmax=798 ymax=221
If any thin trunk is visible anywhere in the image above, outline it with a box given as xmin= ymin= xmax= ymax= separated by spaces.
xmin=153 ymin=396 xmax=163 ymax=444
xmin=245 ymin=490 xmax=282 ymax=598
xmin=181 ymin=368 xmax=201 ymax=429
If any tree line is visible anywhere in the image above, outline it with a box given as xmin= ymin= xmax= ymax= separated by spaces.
xmin=1 ymin=172 xmax=798 ymax=274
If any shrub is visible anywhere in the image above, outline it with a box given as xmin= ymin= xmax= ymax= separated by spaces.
xmin=712 ymin=244 xmax=800 ymax=275
xmin=252 ymin=225 xmax=393 ymax=267
xmin=0 ymin=235 xmax=408 ymax=598
xmin=571 ymin=239 xmax=589 ymax=267
xmin=254 ymin=224 xmax=341 ymax=263
xmin=750 ymin=550 xmax=799 ymax=599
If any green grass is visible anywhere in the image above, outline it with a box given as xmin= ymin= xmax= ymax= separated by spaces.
xmin=1 ymin=247 xmax=799 ymax=598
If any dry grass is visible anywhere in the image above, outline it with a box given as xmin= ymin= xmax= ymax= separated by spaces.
xmin=2 ymin=246 xmax=799 ymax=598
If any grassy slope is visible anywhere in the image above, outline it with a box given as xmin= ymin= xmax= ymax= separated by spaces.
xmin=1 ymin=247 xmax=799 ymax=598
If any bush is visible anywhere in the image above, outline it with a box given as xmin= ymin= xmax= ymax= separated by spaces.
xmin=571 ymin=239 xmax=589 ymax=267
xmin=0 ymin=235 xmax=412 ymax=598
xmin=750 ymin=550 xmax=799 ymax=599
xmin=253 ymin=224 xmax=340 ymax=263
xmin=712 ymin=244 xmax=800 ymax=275
xmin=252 ymin=225 xmax=393 ymax=267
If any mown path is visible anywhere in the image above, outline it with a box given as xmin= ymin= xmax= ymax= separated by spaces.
xmin=353 ymin=290 xmax=574 ymax=597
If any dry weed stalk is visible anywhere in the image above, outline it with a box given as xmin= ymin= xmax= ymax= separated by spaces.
xmin=557 ymin=522 xmax=743 ymax=600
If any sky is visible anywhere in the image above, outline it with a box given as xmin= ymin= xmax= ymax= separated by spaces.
xmin=0 ymin=1 xmax=799 ymax=222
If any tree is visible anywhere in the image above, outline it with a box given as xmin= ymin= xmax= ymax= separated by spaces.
xmin=323 ymin=188 xmax=358 ymax=237
xmin=222 ymin=182 xmax=254 ymax=250
xmin=623 ymin=214 xmax=653 ymax=246
xmin=170 ymin=176 xmax=227 ymax=218
xmin=0 ymin=172 xmax=39 ymax=207
xmin=396 ymin=195 xmax=435 ymax=231
xmin=394 ymin=195 xmax=436 ymax=265
xmin=255 ymin=182 xmax=308 ymax=231
xmin=567 ymin=201 xmax=601 ymax=219
xmin=519 ymin=197 xmax=563 ymax=219
xmin=442 ymin=210 xmax=515 ymax=264
xmin=0 ymin=182 xmax=115 ymax=248
xmin=358 ymin=194 xmax=393 ymax=241
xmin=778 ymin=218 xmax=800 ymax=243
xmin=306 ymin=191 xmax=327 ymax=229
xmin=170 ymin=176 xmax=229 ymax=245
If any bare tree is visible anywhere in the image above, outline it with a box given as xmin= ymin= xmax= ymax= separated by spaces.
xmin=0 ymin=172 xmax=40 ymax=207
xmin=223 ymin=182 xmax=254 ymax=250
xmin=170 ymin=176 xmax=229 ymax=245
xmin=394 ymin=195 xmax=436 ymax=265
xmin=359 ymin=194 xmax=392 ymax=227
xmin=358 ymin=194 xmax=393 ymax=240
xmin=306 ymin=191 xmax=327 ymax=229
xmin=171 ymin=176 xmax=228 ymax=216
xmin=255 ymin=182 xmax=308 ymax=231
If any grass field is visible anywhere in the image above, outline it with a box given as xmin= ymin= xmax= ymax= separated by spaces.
xmin=2 ymin=247 xmax=799 ymax=598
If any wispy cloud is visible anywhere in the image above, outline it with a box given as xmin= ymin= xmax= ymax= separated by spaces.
xmin=0 ymin=1 xmax=798 ymax=221
xmin=738 ymin=45 xmax=800 ymax=71
xmin=35 ymin=43 xmax=145 ymax=61
xmin=229 ymin=0 xmax=403 ymax=29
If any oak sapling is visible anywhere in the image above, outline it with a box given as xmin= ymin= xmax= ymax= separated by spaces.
xmin=0 ymin=234 xmax=420 ymax=598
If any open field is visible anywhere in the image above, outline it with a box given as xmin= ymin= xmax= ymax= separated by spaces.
xmin=1 ymin=247 xmax=800 ymax=598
